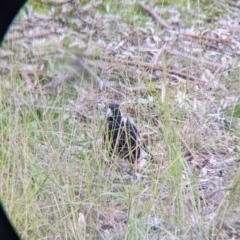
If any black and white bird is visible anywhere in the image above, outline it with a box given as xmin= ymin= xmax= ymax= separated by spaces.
xmin=104 ymin=103 xmax=150 ymax=163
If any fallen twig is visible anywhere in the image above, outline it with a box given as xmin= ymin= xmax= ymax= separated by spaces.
xmin=77 ymin=58 xmax=104 ymax=91
xmin=138 ymin=2 xmax=171 ymax=29
xmin=226 ymin=0 xmax=240 ymax=8
xmin=71 ymin=56 xmax=126 ymax=97
xmin=79 ymin=1 xmax=103 ymax=13
xmin=99 ymin=56 xmax=206 ymax=84
xmin=183 ymin=32 xmax=232 ymax=45
xmin=34 ymin=0 xmax=72 ymax=5
xmin=167 ymin=49 xmax=226 ymax=70
xmin=42 ymin=72 xmax=77 ymax=90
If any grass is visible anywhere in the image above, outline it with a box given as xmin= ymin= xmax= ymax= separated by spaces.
xmin=1 ymin=73 xmax=239 ymax=238
xmin=1 ymin=0 xmax=240 ymax=239
xmin=0 ymin=68 xmax=188 ymax=239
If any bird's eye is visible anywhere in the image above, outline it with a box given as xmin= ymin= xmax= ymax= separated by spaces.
xmin=106 ymin=108 xmax=113 ymax=117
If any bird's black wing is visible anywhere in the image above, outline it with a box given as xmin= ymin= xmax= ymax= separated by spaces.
xmin=117 ymin=119 xmax=141 ymax=163
xmin=105 ymin=115 xmax=152 ymax=163
xmin=105 ymin=118 xmax=121 ymax=157
xmin=123 ymin=119 xmax=154 ymax=162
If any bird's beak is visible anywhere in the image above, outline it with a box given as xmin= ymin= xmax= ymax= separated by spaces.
xmin=106 ymin=108 xmax=113 ymax=117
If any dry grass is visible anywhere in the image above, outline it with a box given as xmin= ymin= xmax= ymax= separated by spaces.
xmin=0 ymin=0 xmax=240 ymax=239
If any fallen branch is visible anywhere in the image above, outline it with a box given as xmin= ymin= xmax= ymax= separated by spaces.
xmin=226 ymin=0 xmax=240 ymax=8
xmin=34 ymin=0 xmax=72 ymax=5
xmin=137 ymin=2 xmax=171 ymax=29
xmin=183 ymin=32 xmax=232 ymax=45
xmin=77 ymin=58 xmax=104 ymax=90
xmin=99 ymin=56 xmax=206 ymax=84
xmin=74 ymin=57 xmax=125 ymax=97
xmin=42 ymin=72 xmax=76 ymax=90
xmin=167 ymin=49 xmax=226 ymax=70
xmin=79 ymin=1 xmax=103 ymax=13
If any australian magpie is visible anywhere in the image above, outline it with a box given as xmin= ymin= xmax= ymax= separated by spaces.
xmin=104 ymin=103 xmax=150 ymax=163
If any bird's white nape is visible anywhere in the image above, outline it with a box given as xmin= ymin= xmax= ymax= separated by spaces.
xmin=106 ymin=108 xmax=113 ymax=117
xmin=139 ymin=148 xmax=148 ymax=160
xmin=121 ymin=116 xmax=127 ymax=122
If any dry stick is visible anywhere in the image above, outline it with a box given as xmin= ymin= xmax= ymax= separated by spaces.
xmin=100 ymin=56 xmax=206 ymax=84
xmin=226 ymin=0 xmax=240 ymax=8
xmin=20 ymin=69 xmax=37 ymax=92
xmin=150 ymin=43 xmax=168 ymax=65
xmin=138 ymin=2 xmax=171 ymax=29
xmin=43 ymin=54 xmax=125 ymax=96
xmin=204 ymin=41 xmax=238 ymax=56
xmin=107 ymin=82 xmax=128 ymax=98
xmin=31 ymin=13 xmax=54 ymax=21
xmin=77 ymin=58 xmax=104 ymax=91
xmin=183 ymin=32 xmax=239 ymax=55
xmin=199 ymin=189 xmax=221 ymax=200
xmin=42 ymin=72 xmax=76 ymax=90
xmin=167 ymin=73 xmax=187 ymax=83
xmin=119 ymin=80 xmax=162 ymax=92
xmin=7 ymin=18 xmax=67 ymax=41
xmin=79 ymin=1 xmax=103 ymax=13
xmin=33 ymin=104 xmax=92 ymax=122
xmin=25 ymin=29 xmax=60 ymax=39
xmin=179 ymin=133 xmax=195 ymax=162
xmin=183 ymin=32 xmax=232 ymax=45
xmin=6 ymin=32 xmax=24 ymax=41
xmin=75 ymin=111 xmax=91 ymax=122
xmin=34 ymin=0 xmax=72 ymax=5
xmin=8 ymin=30 xmax=53 ymax=41
xmin=167 ymin=49 xmax=225 ymax=70
xmin=118 ymin=81 xmax=147 ymax=92
xmin=76 ymin=58 xmax=125 ymax=97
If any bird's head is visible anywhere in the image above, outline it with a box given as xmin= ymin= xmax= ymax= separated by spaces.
xmin=106 ymin=103 xmax=122 ymax=122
